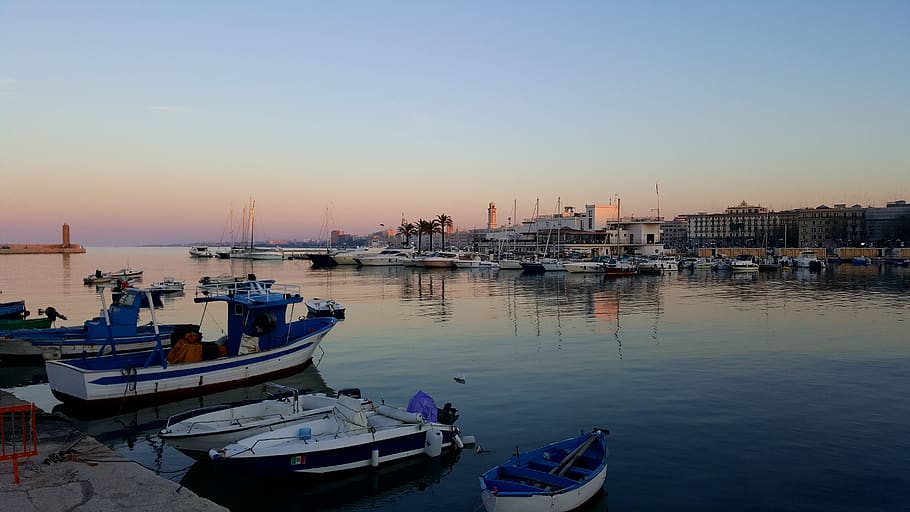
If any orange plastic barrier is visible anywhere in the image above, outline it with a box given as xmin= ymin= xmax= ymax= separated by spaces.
xmin=0 ymin=403 xmax=38 ymax=484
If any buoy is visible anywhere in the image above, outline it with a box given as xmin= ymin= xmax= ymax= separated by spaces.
xmin=370 ymin=447 xmax=379 ymax=467
xmin=453 ymin=374 xmax=466 ymax=384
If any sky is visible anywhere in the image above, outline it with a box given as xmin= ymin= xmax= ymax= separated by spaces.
xmin=1 ymin=1 xmax=908 ymax=245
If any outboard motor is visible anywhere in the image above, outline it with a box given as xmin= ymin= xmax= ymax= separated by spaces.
xmin=437 ymin=403 xmax=459 ymax=425
xmin=42 ymin=306 xmax=67 ymax=322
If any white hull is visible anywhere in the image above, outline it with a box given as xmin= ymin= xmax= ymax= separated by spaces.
xmin=453 ymin=259 xmax=482 ymax=268
xmin=46 ymin=328 xmax=332 ymax=404
xmin=498 ymin=259 xmax=524 ymax=270
xmin=564 ymin=262 xmax=603 ymax=273
xmin=481 ymin=462 xmax=607 ymax=512
xmin=160 ymin=393 xmax=338 ymax=453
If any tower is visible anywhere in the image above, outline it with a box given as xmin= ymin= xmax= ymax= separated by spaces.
xmin=62 ymin=223 xmax=71 ymax=247
xmin=487 ymin=202 xmax=497 ymax=230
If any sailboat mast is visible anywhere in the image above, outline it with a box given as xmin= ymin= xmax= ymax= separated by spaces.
xmin=249 ymin=199 xmax=256 ymax=252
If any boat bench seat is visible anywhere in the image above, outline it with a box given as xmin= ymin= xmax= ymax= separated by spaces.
xmin=498 ymin=465 xmax=575 ymax=490
xmin=483 ymin=478 xmax=542 ymax=494
xmin=527 ymin=457 xmax=593 ymax=478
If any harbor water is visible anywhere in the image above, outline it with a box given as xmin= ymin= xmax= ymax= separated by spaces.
xmin=1 ymin=248 xmax=908 ymax=511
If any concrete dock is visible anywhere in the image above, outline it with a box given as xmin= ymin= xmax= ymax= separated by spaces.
xmin=0 ymin=390 xmax=226 ymax=512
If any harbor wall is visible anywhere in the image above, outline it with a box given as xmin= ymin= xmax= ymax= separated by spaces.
xmin=0 ymin=223 xmax=86 ymax=254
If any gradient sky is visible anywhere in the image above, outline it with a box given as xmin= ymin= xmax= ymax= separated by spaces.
xmin=2 ymin=1 xmax=908 ymax=245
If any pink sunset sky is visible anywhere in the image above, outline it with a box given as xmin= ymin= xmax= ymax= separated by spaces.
xmin=1 ymin=2 xmax=907 ymax=245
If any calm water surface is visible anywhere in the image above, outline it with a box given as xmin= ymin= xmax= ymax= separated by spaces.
xmin=1 ymin=248 xmax=908 ymax=511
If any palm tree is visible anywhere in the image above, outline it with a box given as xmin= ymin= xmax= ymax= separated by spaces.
xmin=436 ymin=213 xmax=453 ymax=250
xmin=397 ymin=222 xmax=417 ymax=248
xmin=418 ymin=219 xmax=439 ymax=251
xmin=416 ymin=219 xmax=433 ymax=253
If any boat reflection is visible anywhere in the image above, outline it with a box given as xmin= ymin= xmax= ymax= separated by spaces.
xmin=181 ymin=447 xmax=461 ymax=512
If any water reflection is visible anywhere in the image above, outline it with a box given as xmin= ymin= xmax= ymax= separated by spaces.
xmin=181 ymin=448 xmax=461 ymax=512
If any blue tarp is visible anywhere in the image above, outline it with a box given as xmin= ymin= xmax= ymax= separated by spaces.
xmin=406 ymin=390 xmax=438 ymax=422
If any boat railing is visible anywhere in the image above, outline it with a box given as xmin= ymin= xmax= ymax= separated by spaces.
xmin=195 ymin=281 xmax=300 ymax=301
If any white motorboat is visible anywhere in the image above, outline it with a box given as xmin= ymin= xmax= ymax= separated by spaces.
xmin=332 ymin=244 xmax=390 ymax=265
xmin=305 ymin=297 xmax=346 ymax=319
xmin=189 ymin=246 xmax=215 ymax=258
xmin=210 ymin=391 xmax=462 ymax=474
xmin=564 ymin=261 xmax=604 ymax=273
xmin=248 ymin=247 xmax=285 ymax=260
xmin=730 ymin=255 xmax=760 ymax=272
xmin=355 ymin=248 xmax=415 ymax=266
xmin=414 ymin=251 xmax=460 ymax=268
xmin=795 ymin=250 xmax=826 ymax=270
xmin=159 ymin=385 xmax=341 ymax=454
xmin=150 ymin=277 xmax=186 ymax=294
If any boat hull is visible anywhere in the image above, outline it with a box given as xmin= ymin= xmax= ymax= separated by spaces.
xmin=215 ymin=422 xmax=460 ymax=474
xmin=480 ymin=430 xmax=608 ymax=512
xmin=46 ymin=318 xmax=336 ymax=415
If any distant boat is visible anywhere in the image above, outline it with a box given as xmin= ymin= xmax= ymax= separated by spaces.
xmin=0 ymin=288 xmax=188 ymax=362
xmin=0 ymin=300 xmax=66 ymax=331
xmin=305 ymin=297 xmax=346 ymax=319
xmin=795 ymin=250 xmax=826 ymax=270
xmin=479 ymin=429 xmax=609 ymax=512
xmin=189 ymin=246 xmax=215 ymax=258
xmin=83 ymin=267 xmax=143 ymax=285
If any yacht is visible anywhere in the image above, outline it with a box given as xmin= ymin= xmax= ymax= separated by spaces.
xmin=355 ymin=248 xmax=415 ymax=266
xmin=414 ymin=251 xmax=461 ymax=268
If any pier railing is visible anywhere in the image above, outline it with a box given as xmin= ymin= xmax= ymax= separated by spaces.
xmin=0 ymin=403 xmax=38 ymax=484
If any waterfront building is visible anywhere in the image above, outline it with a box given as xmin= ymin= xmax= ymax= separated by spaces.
xmin=660 ymin=217 xmax=689 ymax=252
xmin=686 ymin=201 xmax=797 ymax=249
xmin=797 ymin=204 xmax=866 ymax=249
xmin=866 ymin=200 xmax=910 ymax=245
xmin=474 ymin=199 xmax=663 ymax=257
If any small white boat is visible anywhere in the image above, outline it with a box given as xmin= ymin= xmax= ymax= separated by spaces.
xmin=159 ymin=384 xmax=341 ymax=454
xmin=305 ymin=297 xmax=345 ymax=319
xmin=564 ymin=261 xmax=604 ymax=273
xmin=479 ymin=429 xmax=609 ymax=512
xmin=150 ymin=277 xmax=185 ymax=294
xmin=498 ymin=259 xmax=524 ymax=270
xmin=248 ymin=247 xmax=285 ymax=260
xmin=83 ymin=267 xmax=143 ymax=285
xmin=210 ymin=391 xmax=462 ymax=474
xmin=189 ymin=246 xmax=215 ymax=258
xmin=730 ymin=255 xmax=760 ymax=272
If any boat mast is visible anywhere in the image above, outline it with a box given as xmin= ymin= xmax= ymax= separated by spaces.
xmin=249 ymin=198 xmax=256 ymax=252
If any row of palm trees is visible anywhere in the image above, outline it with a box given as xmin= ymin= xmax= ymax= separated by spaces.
xmin=397 ymin=213 xmax=454 ymax=252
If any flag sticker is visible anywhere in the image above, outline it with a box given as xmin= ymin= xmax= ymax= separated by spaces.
xmin=291 ymin=455 xmax=305 ymax=465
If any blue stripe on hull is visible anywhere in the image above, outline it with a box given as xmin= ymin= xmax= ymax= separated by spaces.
xmin=51 ymin=360 xmax=315 ymax=418
xmin=221 ymin=431 xmax=458 ymax=474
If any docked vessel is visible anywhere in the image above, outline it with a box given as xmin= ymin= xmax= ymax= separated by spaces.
xmin=45 ymin=279 xmax=337 ymax=414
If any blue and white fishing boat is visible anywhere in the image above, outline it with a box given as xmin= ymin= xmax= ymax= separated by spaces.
xmin=0 ymin=288 xmax=187 ymax=362
xmin=479 ymin=429 xmax=609 ymax=512
xmin=209 ymin=390 xmax=462 ymax=474
xmin=45 ymin=279 xmax=337 ymax=414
